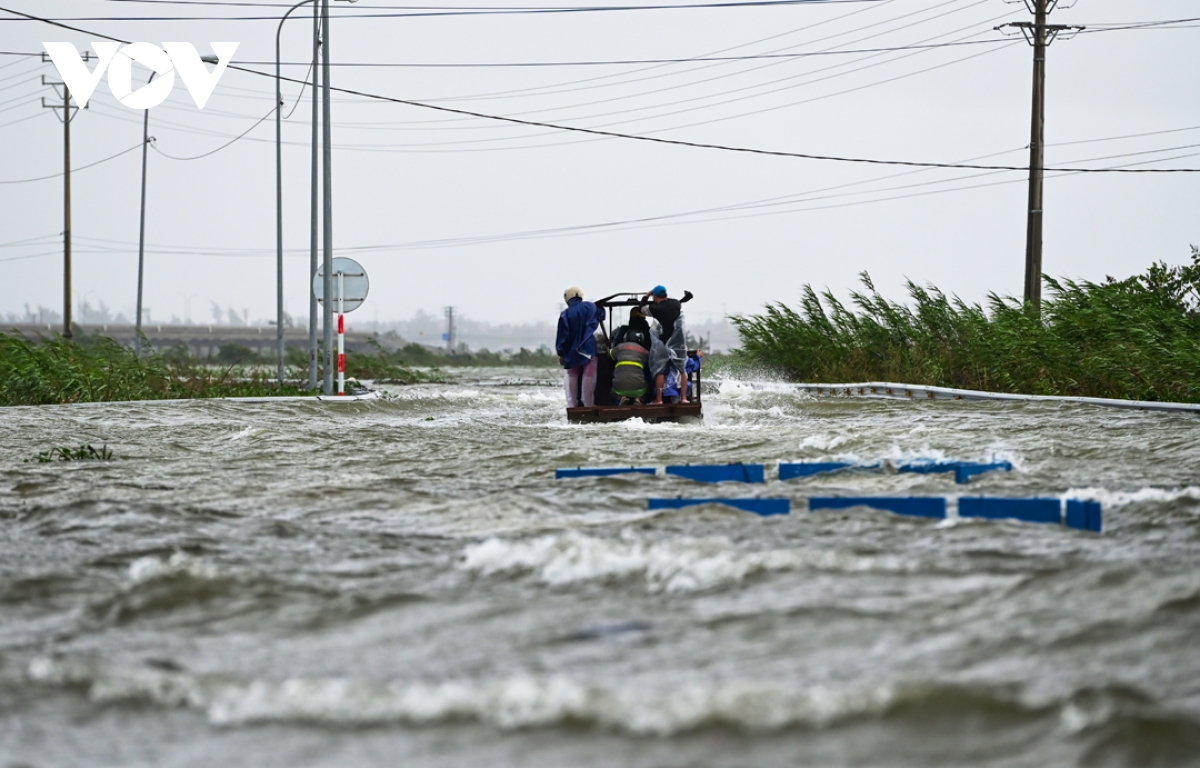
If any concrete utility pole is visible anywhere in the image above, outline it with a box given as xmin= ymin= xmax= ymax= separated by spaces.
xmin=321 ymin=0 xmax=337 ymax=395
xmin=1000 ymin=1 xmax=1082 ymax=310
xmin=445 ymin=306 xmax=456 ymax=352
xmin=41 ymin=60 xmax=90 ymax=339
xmin=277 ymin=0 xmax=316 ymax=388
xmin=308 ymin=0 xmax=321 ymax=390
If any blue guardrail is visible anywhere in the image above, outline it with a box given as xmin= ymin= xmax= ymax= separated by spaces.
xmin=959 ymin=497 xmax=1062 ymax=525
xmin=779 ymin=462 xmax=857 ymax=480
xmin=665 ymin=464 xmax=765 ymax=484
xmin=1065 ymin=499 xmax=1103 ymax=532
xmin=556 ymin=467 xmax=657 ymax=479
xmin=648 ymin=498 xmax=790 ymax=516
xmin=809 ymin=496 xmax=947 ymax=519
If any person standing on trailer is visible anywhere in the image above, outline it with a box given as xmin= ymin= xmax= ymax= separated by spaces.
xmin=556 ymin=286 xmax=605 ymax=407
xmin=640 ymin=286 xmax=693 ymax=405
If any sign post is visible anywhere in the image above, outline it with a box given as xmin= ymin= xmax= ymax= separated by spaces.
xmin=313 ymin=257 xmax=369 ymax=396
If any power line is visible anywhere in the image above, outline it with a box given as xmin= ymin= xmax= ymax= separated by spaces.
xmin=87 ymin=0 xmax=883 ymax=5
xmin=4 ymin=5 xmax=1198 ymax=172
xmin=0 ymin=109 xmax=45 ymax=129
xmin=150 ymin=107 xmax=274 ymax=159
xmin=0 ymin=0 xmax=898 ymax=23
xmin=0 ymin=142 xmax=142 ymax=184
xmin=231 ymin=39 xmax=1009 ymax=68
xmin=12 ymin=137 xmax=1195 ymax=260
xmin=421 ymin=0 xmax=982 ymax=106
xmin=274 ymin=75 xmax=1200 ymax=171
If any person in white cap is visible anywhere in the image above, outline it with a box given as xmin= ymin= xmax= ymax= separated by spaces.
xmin=556 ymin=287 xmax=605 ymax=407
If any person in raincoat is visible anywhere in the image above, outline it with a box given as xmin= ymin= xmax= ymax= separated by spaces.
xmin=640 ymin=286 xmax=693 ymax=405
xmin=556 ymin=286 xmax=605 ymax=407
xmin=609 ymin=328 xmax=651 ymax=404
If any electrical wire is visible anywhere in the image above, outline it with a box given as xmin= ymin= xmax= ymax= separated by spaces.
xmin=0 ymin=0 xmax=901 ymax=23
xmin=3 ymin=6 xmax=1197 ymax=172
xmin=0 ymin=142 xmax=143 ymax=184
xmin=19 ymin=136 xmax=1198 ymax=261
xmin=280 ymin=18 xmax=320 ymax=120
xmin=0 ymin=234 xmax=58 ymax=249
xmin=89 ymin=0 xmax=884 ymax=6
xmin=0 ymin=90 xmax=44 ymax=109
xmin=0 ymin=249 xmax=63 ymax=263
xmin=238 ymin=39 xmax=1011 ymax=69
xmin=420 ymin=0 xmax=977 ymax=106
xmin=0 ymin=108 xmax=45 ymax=129
xmin=150 ymin=107 xmax=275 ymax=159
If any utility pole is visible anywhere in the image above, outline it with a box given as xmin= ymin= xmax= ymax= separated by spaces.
xmin=308 ymin=0 xmax=321 ymax=390
xmin=41 ymin=59 xmax=90 ymax=340
xmin=1000 ymin=2 xmax=1082 ymax=310
xmin=445 ymin=306 xmax=456 ymax=352
xmin=321 ymin=0 xmax=335 ymax=396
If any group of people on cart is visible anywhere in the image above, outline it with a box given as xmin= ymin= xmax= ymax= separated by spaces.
xmin=556 ymin=285 xmax=699 ymax=408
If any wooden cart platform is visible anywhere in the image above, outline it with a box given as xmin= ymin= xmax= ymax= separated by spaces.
xmin=567 ymin=402 xmax=702 ymax=423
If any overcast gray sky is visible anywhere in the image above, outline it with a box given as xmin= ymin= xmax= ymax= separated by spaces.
xmin=1 ymin=0 xmax=1197 ymax=330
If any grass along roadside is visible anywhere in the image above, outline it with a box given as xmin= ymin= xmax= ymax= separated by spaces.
xmin=730 ymin=250 xmax=1200 ymax=404
xmin=0 ymin=332 xmax=437 ymax=406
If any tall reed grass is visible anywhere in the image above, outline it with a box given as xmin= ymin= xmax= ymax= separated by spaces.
xmin=0 ymin=333 xmax=314 ymax=406
xmin=731 ymin=249 xmax=1200 ymax=403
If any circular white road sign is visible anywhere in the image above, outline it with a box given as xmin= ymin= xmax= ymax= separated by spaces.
xmin=313 ymin=257 xmax=370 ymax=313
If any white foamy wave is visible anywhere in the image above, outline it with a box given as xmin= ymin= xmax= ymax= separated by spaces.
xmin=383 ymin=387 xmax=488 ymax=402
xmin=1064 ymin=486 xmax=1200 ymax=509
xmin=460 ymin=531 xmax=907 ymax=592
xmin=127 ymin=553 xmax=220 ymax=584
xmin=797 ymin=433 xmax=848 ymax=452
xmin=515 ymin=390 xmax=560 ymax=404
xmin=706 ymin=378 xmax=801 ymax=400
xmin=228 ymin=426 xmax=255 ymax=441
xmin=26 ymin=656 xmax=902 ymax=734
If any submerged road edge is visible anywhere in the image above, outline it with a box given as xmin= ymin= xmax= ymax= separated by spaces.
xmin=796 ymin=382 xmax=1200 ymax=414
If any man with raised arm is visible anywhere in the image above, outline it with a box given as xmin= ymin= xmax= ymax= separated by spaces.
xmin=640 ymin=286 xmax=694 ymax=405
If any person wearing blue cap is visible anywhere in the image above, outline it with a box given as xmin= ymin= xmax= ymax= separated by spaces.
xmin=640 ymin=286 xmax=694 ymax=404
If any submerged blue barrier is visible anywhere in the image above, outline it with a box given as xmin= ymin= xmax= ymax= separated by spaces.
xmin=666 ymin=464 xmax=765 ymax=484
xmin=648 ymin=498 xmax=791 ymax=517
xmin=955 ymin=462 xmax=1013 ymax=483
xmin=959 ymin=497 xmax=1061 ymax=525
xmin=897 ymin=461 xmax=960 ymax=475
xmin=556 ymin=467 xmax=657 ymax=479
xmin=807 ymin=495 xmax=1103 ymax=532
xmin=1065 ymin=499 xmax=1103 ymax=533
xmin=898 ymin=460 xmax=1013 ymax=484
xmin=809 ymin=496 xmax=947 ymax=519
xmin=779 ymin=462 xmax=862 ymax=480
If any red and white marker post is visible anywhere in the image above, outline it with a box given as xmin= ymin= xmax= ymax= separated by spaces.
xmin=337 ymin=271 xmax=345 ymax=396
xmin=312 ymin=258 xmax=369 ymax=397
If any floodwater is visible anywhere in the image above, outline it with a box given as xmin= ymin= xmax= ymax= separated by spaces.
xmin=2 ymin=368 xmax=1199 ymax=767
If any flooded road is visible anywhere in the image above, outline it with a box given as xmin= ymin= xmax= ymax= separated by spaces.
xmin=2 ymin=368 xmax=1199 ymax=767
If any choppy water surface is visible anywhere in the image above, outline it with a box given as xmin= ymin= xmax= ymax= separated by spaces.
xmin=2 ymin=368 xmax=1199 ymax=767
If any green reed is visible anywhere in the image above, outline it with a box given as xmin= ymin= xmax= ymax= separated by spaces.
xmin=0 ymin=333 xmax=313 ymax=406
xmin=731 ymin=249 xmax=1200 ymax=403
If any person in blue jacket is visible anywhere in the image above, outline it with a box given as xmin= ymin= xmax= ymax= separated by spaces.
xmin=556 ymin=287 xmax=605 ymax=407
